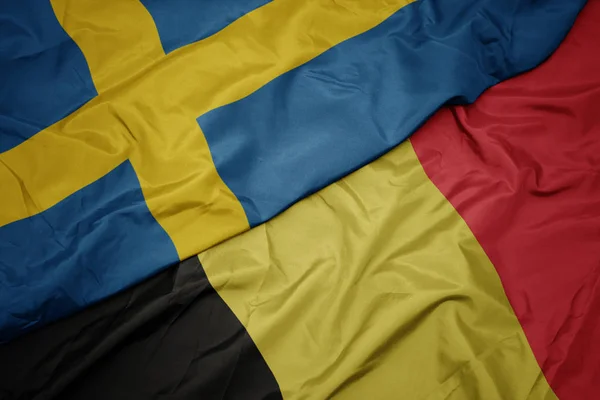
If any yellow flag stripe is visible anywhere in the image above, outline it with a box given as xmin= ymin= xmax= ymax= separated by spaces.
xmin=1 ymin=0 xmax=415 ymax=258
xmin=50 ymin=0 xmax=165 ymax=94
xmin=199 ymin=141 xmax=556 ymax=399
xmin=0 ymin=104 xmax=131 ymax=227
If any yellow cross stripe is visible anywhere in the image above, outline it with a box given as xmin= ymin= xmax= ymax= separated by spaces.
xmin=50 ymin=0 xmax=165 ymax=93
xmin=199 ymin=141 xmax=556 ymax=399
xmin=0 ymin=0 xmax=415 ymax=258
xmin=124 ymin=106 xmax=249 ymax=257
xmin=146 ymin=0 xmax=415 ymax=116
xmin=0 ymin=101 xmax=131 ymax=227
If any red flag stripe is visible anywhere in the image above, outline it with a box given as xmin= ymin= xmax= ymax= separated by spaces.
xmin=412 ymin=2 xmax=600 ymax=398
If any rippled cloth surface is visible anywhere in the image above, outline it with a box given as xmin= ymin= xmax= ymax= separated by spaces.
xmin=0 ymin=0 xmax=586 ymax=341
xmin=200 ymin=4 xmax=600 ymax=398
xmin=1 ymin=1 xmax=598 ymax=399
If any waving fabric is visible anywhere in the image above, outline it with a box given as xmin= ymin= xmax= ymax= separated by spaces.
xmin=0 ymin=1 xmax=598 ymax=399
xmin=200 ymin=3 xmax=600 ymax=398
xmin=0 ymin=0 xmax=586 ymax=342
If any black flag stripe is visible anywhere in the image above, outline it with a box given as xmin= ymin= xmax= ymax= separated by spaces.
xmin=0 ymin=257 xmax=282 ymax=400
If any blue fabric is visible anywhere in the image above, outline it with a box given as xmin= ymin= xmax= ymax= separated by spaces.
xmin=0 ymin=0 xmax=97 ymax=153
xmin=0 ymin=161 xmax=178 ymax=342
xmin=141 ymin=0 xmax=271 ymax=54
xmin=199 ymin=0 xmax=585 ymax=227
